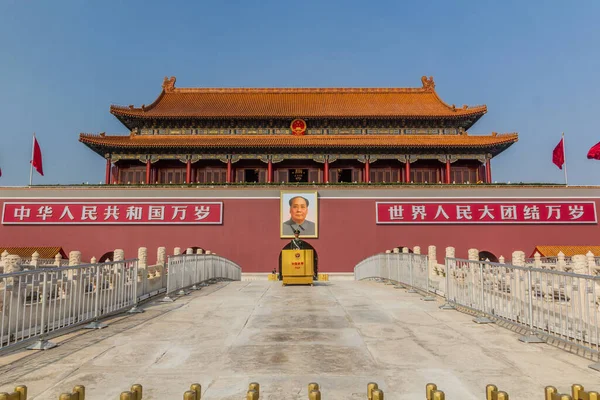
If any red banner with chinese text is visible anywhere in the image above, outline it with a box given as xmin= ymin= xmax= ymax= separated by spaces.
xmin=2 ymin=202 xmax=223 ymax=225
xmin=376 ymin=201 xmax=597 ymax=224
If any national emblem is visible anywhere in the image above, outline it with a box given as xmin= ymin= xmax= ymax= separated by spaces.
xmin=290 ymin=119 xmax=307 ymax=136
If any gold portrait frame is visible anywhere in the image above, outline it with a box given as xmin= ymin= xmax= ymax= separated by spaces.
xmin=280 ymin=190 xmax=318 ymax=238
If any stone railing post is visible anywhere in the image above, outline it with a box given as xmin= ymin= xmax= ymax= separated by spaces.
xmin=468 ymin=248 xmax=479 ymax=261
xmin=557 ymin=251 xmax=566 ymax=271
xmin=498 ymin=255 xmax=505 ymax=264
xmin=174 ymin=247 xmax=181 ymax=256
xmin=113 ymin=249 xmax=124 ymax=262
xmin=428 ymin=245 xmax=437 ymax=277
xmin=186 ymin=248 xmax=193 ymax=255
xmin=5 ymin=255 xmax=22 ymax=287
xmin=445 ymin=246 xmax=455 ymax=259
xmin=137 ymin=247 xmax=148 ymax=297
xmin=157 ymin=247 xmax=166 ymax=267
xmin=205 ymin=250 xmax=212 ymax=255
xmin=31 ymin=251 xmax=40 ymax=268
xmin=401 ymin=247 xmax=409 ymax=254
xmin=511 ymin=251 xmax=525 ymax=267
xmin=54 ymin=253 xmax=62 ymax=266
xmin=90 ymin=256 xmax=97 ymax=264
xmin=534 ymin=251 xmax=542 ymax=268
xmin=586 ymin=251 xmax=595 ymax=276
xmin=392 ymin=247 xmax=399 ymax=254
xmin=1 ymin=250 xmax=8 ymax=263
xmin=572 ymin=255 xmax=587 ymax=275
xmin=413 ymin=246 xmax=421 ymax=255
xmin=69 ymin=251 xmax=82 ymax=266
xmin=196 ymin=249 xmax=203 ymax=255
xmin=138 ymin=247 xmax=147 ymax=269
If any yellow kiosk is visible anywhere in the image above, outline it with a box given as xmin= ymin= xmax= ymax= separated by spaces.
xmin=281 ymin=249 xmax=314 ymax=286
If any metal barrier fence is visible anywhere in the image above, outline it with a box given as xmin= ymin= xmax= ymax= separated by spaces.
xmin=354 ymin=254 xmax=600 ymax=368
xmin=0 ymin=259 xmax=138 ymax=351
xmin=445 ymin=257 xmax=600 ymax=356
xmin=354 ymin=252 xmax=432 ymax=297
xmin=162 ymin=254 xmax=241 ymax=302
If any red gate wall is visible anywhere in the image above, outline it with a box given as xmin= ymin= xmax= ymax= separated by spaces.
xmin=1 ymin=188 xmax=599 ymax=272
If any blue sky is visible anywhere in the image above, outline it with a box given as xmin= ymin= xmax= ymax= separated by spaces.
xmin=0 ymin=0 xmax=599 ymax=186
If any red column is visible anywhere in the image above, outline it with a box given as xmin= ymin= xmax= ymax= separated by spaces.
xmin=105 ymin=157 xmax=111 ymax=185
xmin=405 ymin=162 xmax=411 ymax=183
xmin=486 ymin=159 xmax=492 ymax=183
xmin=445 ymin=160 xmax=451 ymax=184
xmin=146 ymin=160 xmax=151 ymax=184
xmin=365 ymin=158 xmax=370 ymax=183
xmin=324 ymin=157 xmax=329 ymax=183
xmin=226 ymin=158 xmax=232 ymax=183
xmin=114 ymin=166 xmax=120 ymax=184
xmin=267 ymin=159 xmax=273 ymax=183
xmin=186 ymin=160 xmax=191 ymax=184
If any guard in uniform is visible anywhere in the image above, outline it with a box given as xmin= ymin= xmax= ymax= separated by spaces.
xmin=290 ymin=229 xmax=304 ymax=250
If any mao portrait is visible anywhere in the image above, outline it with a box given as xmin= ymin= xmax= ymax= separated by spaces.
xmin=280 ymin=191 xmax=318 ymax=238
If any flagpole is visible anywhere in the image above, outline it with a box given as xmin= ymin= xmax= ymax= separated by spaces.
xmin=29 ymin=132 xmax=35 ymax=186
xmin=562 ymin=132 xmax=568 ymax=186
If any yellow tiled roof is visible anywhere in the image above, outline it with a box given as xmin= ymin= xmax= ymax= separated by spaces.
xmin=530 ymin=245 xmax=600 ymax=258
xmin=0 ymin=246 xmax=67 ymax=259
xmin=79 ymin=133 xmax=518 ymax=150
xmin=110 ymin=76 xmax=487 ymax=120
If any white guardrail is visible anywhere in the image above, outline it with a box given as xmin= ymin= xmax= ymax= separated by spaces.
xmin=0 ymin=254 xmax=241 ymax=351
xmin=354 ymin=253 xmax=600 ymax=364
xmin=162 ymin=254 xmax=241 ymax=302
xmin=0 ymin=259 xmax=138 ymax=351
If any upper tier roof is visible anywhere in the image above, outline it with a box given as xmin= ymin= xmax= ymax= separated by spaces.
xmin=110 ymin=76 xmax=487 ymax=129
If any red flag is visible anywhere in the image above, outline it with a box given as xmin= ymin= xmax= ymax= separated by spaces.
xmin=31 ymin=137 xmax=44 ymax=176
xmin=587 ymin=142 xmax=600 ymax=160
xmin=552 ymin=138 xmax=565 ymax=169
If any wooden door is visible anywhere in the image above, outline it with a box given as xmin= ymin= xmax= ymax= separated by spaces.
xmin=329 ymin=169 xmax=339 ymax=183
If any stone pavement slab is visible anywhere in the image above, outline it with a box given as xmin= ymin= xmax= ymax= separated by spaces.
xmin=0 ymin=280 xmax=598 ymax=399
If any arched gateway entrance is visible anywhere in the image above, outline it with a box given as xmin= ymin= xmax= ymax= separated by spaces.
xmin=278 ymin=242 xmax=318 ymax=280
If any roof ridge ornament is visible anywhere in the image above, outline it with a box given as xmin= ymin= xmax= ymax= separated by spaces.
xmin=162 ymin=76 xmax=176 ymax=93
xmin=421 ymin=76 xmax=435 ymax=91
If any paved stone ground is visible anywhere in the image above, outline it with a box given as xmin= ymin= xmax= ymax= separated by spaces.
xmin=0 ymin=281 xmax=599 ymax=399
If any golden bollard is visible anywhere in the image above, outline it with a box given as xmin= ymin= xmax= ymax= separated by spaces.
xmin=248 ymin=383 xmax=260 ymax=397
xmin=432 ymin=390 xmax=445 ymax=400
xmin=120 ymin=391 xmax=133 ymax=400
xmin=546 ymin=386 xmax=558 ymax=400
xmin=426 ymin=383 xmax=438 ymax=400
xmin=486 ymin=384 xmax=498 ymax=400
xmin=0 ymin=394 xmax=9 ymax=400
xmin=572 ymin=385 xmax=584 ymax=400
xmin=190 ymin=383 xmax=201 ymax=399
xmin=14 ymin=386 xmax=27 ymax=400
xmin=372 ymin=389 xmax=384 ymax=400
xmin=559 ymin=395 xmax=573 ymax=400
xmin=59 ymin=394 xmax=72 ymax=400
xmin=130 ymin=384 xmax=142 ymax=400
xmin=309 ymin=390 xmax=321 ymax=400
xmin=367 ymin=382 xmax=379 ymax=400
xmin=73 ymin=385 xmax=85 ymax=400
xmin=308 ymin=383 xmax=320 ymax=394
xmin=183 ymin=391 xmax=196 ymax=400
xmin=246 ymin=389 xmax=259 ymax=400
xmin=496 ymin=391 xmax=509 ymax=400
xmin=588 ymin=392 xmax=600 ymax=400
